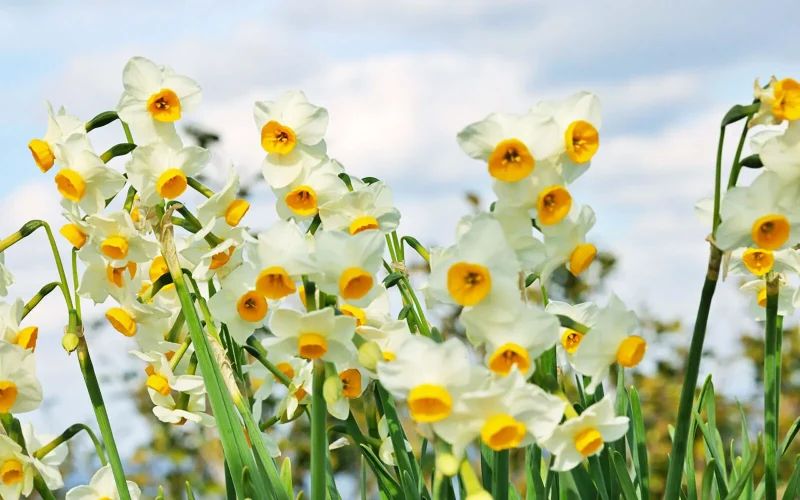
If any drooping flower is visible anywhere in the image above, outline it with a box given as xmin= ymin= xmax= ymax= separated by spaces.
xmin=0 ymin=298 xmax=39 ymax=351
xmin=105 ymin=292 xmax=171 ymax=349
xmin=313 ymin=230 xmax=385 ymax=306
xmin=263 ymin=307 xmax=356 ymax=363
xmin=196 ymin=163 xmax=251 ymax=227
xmin=59 ymin=199 xmax=91 ymax=249
xmin=125 ymin=141 xmax=209 ymax=206
xmin=76 ymin=252 xmax=141 ymax=305
xmin=65 ymin=464 xmax=142 ymax=500
xmin=545 ymin=300 xmax=599 ymax=371
xmin=29 ymin=101 xmax=89 ymax=173
xmin=53 ymin=135 xmax=126 ymax=215
xmin=207 ymin=262 xmax=272 ymax=344
xmin=149 ymin=390 xmax=215 ymax=427
xmin=0 ymin=434 xmax=35 ymax=500
xmin=251 ymin=220 xmax=315 ymax=300
xmin=22 ymin=422 xmax=68 ymax=490
xmin=318 ymin=180 xmax=401 ymax=235
xmin=132 ymin=350 xmax=205 ymax=398
xmin=0 ymin=342 xmax=42 ymax=414
xmin=751 ymin=76 xmax=800 ymax=127
xmin=276 ymin=358 xmax=314 ymax=420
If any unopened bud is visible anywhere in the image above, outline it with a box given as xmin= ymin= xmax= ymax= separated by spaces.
xmin=358 ymin=341 xmax=383 ymax=371
xmin=436 ymin=453 xmax=459 ymax=477
xmin=323 ymin=375 xmax=343 ymax=405
xmin=62 ymin=332 xmax=79 ymax=353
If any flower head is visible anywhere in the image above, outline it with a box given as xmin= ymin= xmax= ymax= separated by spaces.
xmin=318 ymin=180 xmax=401 ymax=235
xmin=0 ymin=342 xmax=42 ymax=414
xmin=207 ymin=262 xmax=272 ymax=344
xmin=274 ymin=158 xmax=348 ymax=222
xmin=29 ymin=101 xmax=89 ymax=173
xmin=22 ymin=422 xmax=68 ymax=490
xmin=263 ymin=307 xmax=356 ymax=363
xmin=65 ymin=464 xmax=142 ymax=500
xmin=313 ymin=230 xmax=385 ymax=306
xmin=0 ymin=435 xmax=34 ymax=500
xmin=251 ymin=220 xmax=315 ymax=300
xmin=196 ymin=163 xmax=250 ymax=227
xmin=126 ymin=141 xmax=209 ymax=206
xmin=751 ymin=76 xmax=800 ymax=127
xmin=53 ymin=136 xmax=125 ymax=215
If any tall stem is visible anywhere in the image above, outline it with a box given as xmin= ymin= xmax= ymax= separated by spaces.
xmin=764 ymin=274 xmax=780 ymax=500
xmin=492 ymin=449 xmax=509 ymax=500
xmin=310 ymin=359 xmax=327 ymax=500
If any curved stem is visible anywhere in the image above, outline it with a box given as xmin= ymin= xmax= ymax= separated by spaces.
xmin=21 ymin=282 xmax=60 ymax=320
xmin=34 ymin=423 xmax=107 ymax=466
xmin=727 ymin=119 xmax=751 ymax=190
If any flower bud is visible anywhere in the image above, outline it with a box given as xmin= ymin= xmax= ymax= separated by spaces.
xmin=358 ymin=341 xmax=383 ymax=371
xmin=436 ymin=453 xmax=459 ymax=477
xmin=62 ymin=332 xmax=79 ymax=353
xmin=323 ymin=375 xmax=343 ymax=405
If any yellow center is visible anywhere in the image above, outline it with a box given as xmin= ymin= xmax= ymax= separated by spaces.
xmin=101 ymin=235 xmax=129 ymax=260
xmin=408 ymin=384 xmax=453 ymax=423
xmin=564 ymin=120 xmax=600 ymax=164
xmin=480 ymin=414 xmax=527 ymax=451
xmin=55 ymin=169 xmax=87 ymax=202
xmin=488 ymin=138 xmax=535 ymax=182
xmin=106 ymin=262 xmax=137 ymax=288
xmin=742 ymin=248 xmax=774 ymax=276
xmin=14 ymin=326 xmax=38 ymax=351
xmin=285 ymin=185 xmax=318 ymax=216
xmin=340 ymin=304 xmax=367 ymax=327
xmin=225 ymin=199 xmax=250 ymax=226
xmin=382 ymin=351 xmax=396 ymax=362
xmin=488 ymin=343 xmax=531 ymax=376
xmin=446 ymin=262 xmax=492 ymax=306
xmin=28 ymin=139 xmax=55 ymax=173
xmin=261 ymin=120 xmax=298 ymax=155
xmin=149 ymin=256 xmax=169 ymax=283
xmin=616 ymin=335 xmax=647 ymax=368
xmin=751 ymin=214 xmax=790 ymax=250
xmin=536 ymin=185 xmax=572 ymax=226
xmin=569 ymin=243 xmax=597 ymax=276
xmin=130 ymin=195 xmax=141 ymax=223
xmin=236 ymin=291 xmax=268 ymax=323
xmin=275 ymin=362 xmax=295 ymax=381
xmin=561 ymin=329 xmax=583 ymax=354
xmin=146 ymin=374 xmax=172 ymax=396
xmin=339 ymin=267 xmax=374 ymax=300
xmin=339 ymin=369 xmax=362 ymax=399
xmin=574 ymin=427 xmax=603 ymax=457
xmin=349 ymin=216 xmax=380 ymax=235
xmin=256 ymin=267 xmax=297 ymax=300
xmin=0 ymin=381 xmax=18 ymax=413
xmin=758 ymin=288 xmax=768 ymax=308
xmin=156 ymin=168 xmax=188 ymax=199
xmin=298 ymin=333 xmax=328 ymax=359
xmin=0 ymin=460 xmax=23 ymax=486
xmin=210 ymin=248 xmax=235 ymax=270
xmin=59 ymin=223 xmax=87 ymax=249
xmin=146 ymin=89 xmax=182 ymax=122
xmin=772 ymin=78 xmax=800 ymax=121
xmin=106 ymin=307 xmax=137 ymax=337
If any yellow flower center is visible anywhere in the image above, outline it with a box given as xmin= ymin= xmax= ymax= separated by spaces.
xmin=106 ymin=262 xmax=137 ymax=288
xmin=55 ymin=169 xmax=87 ymax=202
xmin=101 ymin=235 xmax=129 ymax=260
xmin=298 ymin=333 xmax=328 ymax=359
xmin=156 ymin=168 xmax=188 ymax=199
xmin=149 ymin=256 xmax=169 ymax=282
xmin=209 ymin=248 xmax=235 ymax=271
xmin=0 ymin=381 xmax=18 ymax=413
xmin=14 ymin=326 xmax=38 ymax=351
xmin=339 ymin=267 xmax=374 ymax=300
xmin=251 ymin=377 xmax=264 ymax=392
xmin=480 ymin=414 xmax=527 ymax=451
xmin=382 ymin=351 xmax=396 ymax=362
xmin=488 ymin=138 xmax=535 ymax=182
xmin=236 ymin=291 xmax=268 ymax=323
xmin=340 ymin=304 xmax=366 ymax=327
xmin=751 ymin=214 xmax=790 ymax=250
xmin=536 ymin=185 xmax=572 ymax=226
xmin=130 ymin=195 xmax=141 ymax=223
xmin=408 ymin=384 xmax=453 ymax=423
xmin=28 ymin=139 xmax=55 ymax=172
xmin=446 ymin=262 xmax=492 ymax=306
xmin=59 ymin=223 xmax=87 ymax=249
xmin=350 ymin=216 xmax=380 ymax=235
xmin=488 ymin=343 xmax=531 ymax=376
xmin=146 ymin=374 xmax=172 ymax=396
xmin=225 ymin=199 xmax=250 ymax=226
xmin=285 ymin=185 xmax=318 ymax=217
xmin=261 ymin=120 xmax=298 ymax=155
xmin=275 ymin=362 xmax=295 ymax=381
xmin=569 ymin=243 xmax=597 ymax=276
xmin=256 ymin=267 xmax=297 ymax=300
xmin=106 ymin=307 xmax=137 ymax=337
xmin=772 ymin=78 xmax=800 ymax=122
xmin=339 ymin=369 xmax=362 ymax=399
xmin=146 ymin=89 xmax=182 ymax=122
xmin=616 ymin=335 xmax=647 ymax=368
xmin=742 ymin=248 xmax=774 ymax=276
xmin=574 ymin=427 xmax=603 ymax=457
xmin=0 ymin=459 xmax=23 ymax=486
xmin=758 ymin=288 xmax=768 ymax=308
xmin=561 ymin=329 xmax=583 ymax=354
xmin=564 ymin=120 xmax=599 ymax=164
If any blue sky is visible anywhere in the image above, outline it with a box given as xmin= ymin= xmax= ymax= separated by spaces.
xmin=1 ymin=0 xmax=799 ymax=470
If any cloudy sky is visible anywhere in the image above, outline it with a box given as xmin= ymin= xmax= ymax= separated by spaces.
xmin=1 ymin=0 xmax=799 ymax=466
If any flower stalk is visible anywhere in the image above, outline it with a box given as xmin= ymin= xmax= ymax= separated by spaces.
xmin=764 ymin=272 xmax=780 ymax=500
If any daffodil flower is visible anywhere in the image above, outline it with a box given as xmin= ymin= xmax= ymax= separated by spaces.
xmin=342 ymin=285 xmax=392 ymax=331
xmin=76 ymin=249 xmax=141 ymax=304
xmin=457 ymin=208 xmax=543 ymax=272
xmin=325 ymin=360 xmax=370 ymax=420
xmin=132 ymin=350 xmax=206 ymax=397
xmin=751 ymin=76 xmax=800 ymax=127
xmin=319 ymin=180 xmax=401 ymax=235
xmin=148 ymin=390 xmax=215 ymax=427
xmin=196 ymin=163 xmax=251 ymax=227
xmin=263 ymin=307 xmax=356 ymax=363
xmin=758 ymin=121 xmax=800 ymax=181
xmin=207 ymin=262 xmax=273 ymax=344
xmin=65 ymin=464 xmax=142 ymax=500
xmin=59 ymin=199 xmax=90 ymax=249
xmin=0 ymin=342 xmax=41 ymax=414
xmin=242 ymin=360 xmax=276 ymax=403
xmin=494 ymin=157 xmax=574 ymax=226
xmin=53 ymin=135 xmax=125 ymax=215
xmin=251 ymin=220 xmax=315 ymax=300
xmin=0 ymin=434 xmax=35 ymax=500
xmin=728 ymin=247 xmax=800 ymax=277
xmin=22 ymin=422 xmax=68 ymax=490
xmin=125 ymin=141 xmax=209 ymax=206
xmin=740 ymin=278 xmax=797 ymax=321
xmin=28 ymin=101 xmax=89 ymax=173
xmin=545 ymin=300 xmax=599 ymax=371
xmin=528 ymin=205 xmax=598 ymax=282
xmin=0 ymin=298 xmax=38 ymax=351
xmin=274 ymin=158 xmax=348 ymax=222
xmin=357 ymin=320 xmax=413 ymax=364
xmin=179 ymin=218 xmax=247 ymax=282
xmin=276 ymin=358 xmax=314 ymax=420
xmin=84 ymin=210 xmax=159 ymax=268
xmin=313 ymin=230 xmax=385 ymax=306
xmin=104 ymin=292 xmax=171 ymax=350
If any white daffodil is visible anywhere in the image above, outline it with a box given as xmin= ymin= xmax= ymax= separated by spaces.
xmin=84 ymin=211 xmax=159 ymax=268
xmin=274 ymin=158 xmax=348 ymax=223
xmin=759 ymin=121 xmax=800 ymax=181
xmin=432 ymin=370 xmax=565 ymax=458
xmin=263 ymin=307 xmax=356 ymax=363
xmin=342 ymin=285 xmax=392 ymax=330
xmin=0 ymin=434 xmax=35 ymax=500
xmin=729 ymin=247 xmax=800 ymax=277
xmin=378 ymin=415 xmax=412 ymax=467
xmin=0 ymin=298 xmax=38 ymax=351
xmin=457 ymin=111 xmax=560 ymax=183
xmin=76 ymin=253 xmax=141 ymax=304
xmin=750 ymin=76 xmax=800 ymax=127
xmin=428 ymin=216 xmax=519 ymax=309
xmin=540 ymin=395 xmax=629 ymax=472
xmin=462 ymin=301 xmax=559 ymax=378
xmin=461 ymin=208 xmax=543 ymax=271
xmin=53 ymin=135 xmax=125 ymax=215
xmin=325 ymin=360 xmax=369 ymax=420
xmin=277 ymin=358 xmax=314 ymax=420
xmin=530 ymin=205 xmax=597 ymax=282
xmin=116 ymin=56 xmax=201 ymax=147
xmin=0 ymin=254 xmax=13 ymax=297
xmin=65 ymin=464 xmax=142 ymax=500
xmin=546 ymin=300 xmax=599 ymax=371
xmin=179 ymin=218 xmax=247 ymax=282
xmin=318 ymin=181 xmax=401 ymax=235
xmin=716 ymin=171 xmax=800 ymax=251
xmin=740 ymin=279 xmax=797 ymax=321
xmin=132 ymin=350 xmax=205 ymax=397
xmin=125 ymin=141 xmax=209 ymax=206
xmin=313 ymin=230 xmax=385 ymax=306
xmin=530 ymin=91 xmax=602 ymax=183
xmin=255 ymin=91 xmax=329 ymax=189
xmin=0 ymin=342 xmax=41 ymax=414
xmin=251 ymin=220 xmax=315 ymax=300
xmin=207 ymin=262 xmax=272 ymax=344
xmin=59 ymin=199 xmax=90 ymax=249
xmin=377 ymin=336 xmax=483 ymax=424
xmin=494 ymin=157 xmax=573 ymax=226
xmin=571 ymin=294 xmax=643 ymax=393
xmin=196 ymin=163 xmax=251 ymax=227
xmin=357 ymin=320 xmax=413 ymax=363
xmin=22 ymin=422 xmax=68 ymax=490
xmin=148 ymin=390 xmax=214 ymax=427
xmin=104 ymin=292 xmax=171 ymax=349
xmin=28 ymin=101 xmax=89 ymax=173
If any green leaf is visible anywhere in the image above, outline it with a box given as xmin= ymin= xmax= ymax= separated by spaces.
xmin=739 ymin=154 xmax=763 ymax=169
xmin=723 ymin=437 xmax=762 ymax=500
xmin=358 ymin=444 xmax=402 ymax=497
xmin=570 ymin=463 xmax=598 ymax=499
xmin=524 ymin=273 xmax=539 ymax=288
xmin=338 ymin=173 xmax=354 ymax=191
xmin=693 ymin=410 xmax=729 ymax=497
xmin=781 ymin=416 xmax=800 ymax=457
xmin=281 ymin=457 xmax=294 ymax=499
xmin=629 ymin=387 xmax=650 ymax=500
xmin=587 ymin=456 xmax=610 ymax=500
xmin=383 ymin=272 xmax=405 ymax=289
xmin=701 ymin=459 xmax=716 ymax=500
xmin=185 ymin=481 xmax=197 ymax=500
xmin=612 ymin=452 xmax=637 ymax=500
xmin=720 ymin=102 xmax=760 ymax=127
xmin=362 ymin=176 xmax=381 ymax=184
xmin=99 ymin=143 xmax=137 ymax=163
xmin=781 ymin=455 xmax=800 ymax=500
xmin=526 ymin=446 xmax=545 ymax=500
xmin=85 ymin=111 xmax=119 ymax=132
xmin=376 ymin=384 xmax=423 ymax=494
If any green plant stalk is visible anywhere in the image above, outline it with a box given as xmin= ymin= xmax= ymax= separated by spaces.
xmin=400 ymin=276 xmax=432 ymax=338
xmin=727 ymin=119 xmax=751 ymax=189
xmin=21 ymin=281 xmax=60 ymax=320
xmin=776 ymin=315 xmax=783 ymax=424
xmin=169 ymin=335 xmax=193 ymax=372
xmin=121 ymin=121 xmax=134 ymax=143
xmin=71 ymin=248 xmax=81 ymax=319
xmin=187 ymin=177 xmax=214 ymax=198
xmin=492 ymin=449 xmax=509 ymax=500
xmin=764 ymin=274 xmax=780 ymax=500
xmin=311 ymin=359 xmax=327 ymax=500
xmin=244 ymin=339 xmax=293 ymax=388
xmin=34 ymin=423 xmax=107 ymax=465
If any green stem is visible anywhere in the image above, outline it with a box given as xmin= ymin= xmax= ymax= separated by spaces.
xmin=311 ymin=359 xmax=327 ymax=500
xmin=244 ymin=339 xmax=292 ymax=388
xmin=72 ymin=248 xmax=81 ymax=319
xmin=187 ymin=177 xmax=214 ymax=198
xmin=123 ymin=186 xmax=137 ymax=213
xmin=776 ymin=315 xmax=783 ymax=424
xmin=764 ymin=274 xmax=780 ymax=500
xmin=169 ymin=335 xmax=193 ymax=372
xmin=492 ymin=449 xmax=509 ymax=500
xmin=121 ymin=121 xmax=134 ymax=143
xmin=399 ymin=276 xmax=432 ymax=338
xmin=712 ymin=127 xmax=725 ymax=235
xmin=727 ymin=119 xmax=751 ymax=189
xmin=166 ymin=311 xmax=186 ymax=344
xmin=34 ymin=423 xmax=107 ymax=466
xmin=21 ymin=282 xmax=60 ymax=320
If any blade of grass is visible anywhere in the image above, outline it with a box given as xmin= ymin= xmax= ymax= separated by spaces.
xmin=612 ymin=451 xmax=637 ymax=500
